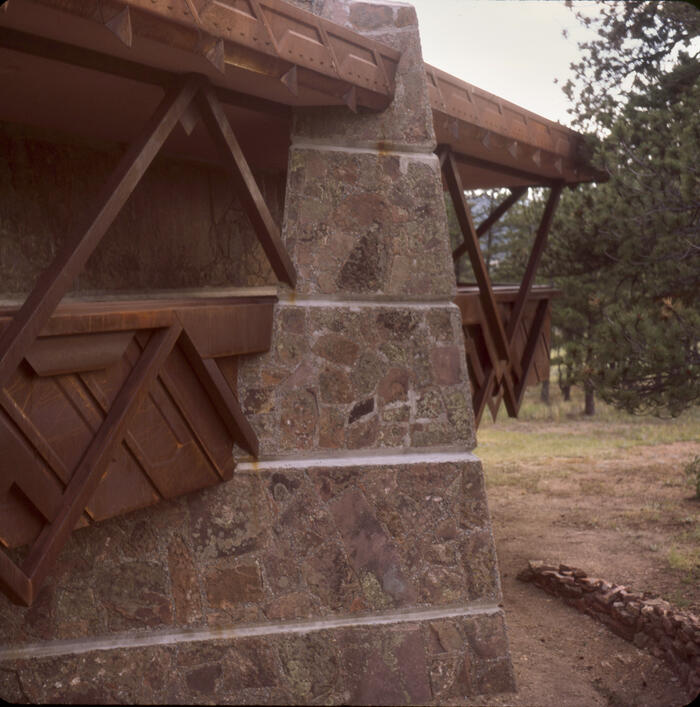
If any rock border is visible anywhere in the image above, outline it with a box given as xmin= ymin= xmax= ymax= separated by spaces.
xmin=517 ymin=561 xmax=700 ymax=700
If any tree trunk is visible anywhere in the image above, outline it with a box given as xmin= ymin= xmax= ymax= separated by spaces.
xmin=540 ymin=380 xmax=550 ymax=405
xmin=561 ymin=384 xmax=571 ymax=402
xmin=584 ymin=380 xmax=595 ymax=416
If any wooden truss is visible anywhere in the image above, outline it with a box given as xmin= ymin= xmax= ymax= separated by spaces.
xmin=0 ymin=69 xmax=296 ymax=606
xmin=440 ymin=146 xmax=563 ymax=426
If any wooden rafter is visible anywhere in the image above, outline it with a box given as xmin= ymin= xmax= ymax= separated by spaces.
xmin=197 ymin=85 xmax=297 ymax=287
xmin=452 ymin=186 xmax=527 ymax=262
xmin=0 ymin=27 xmax=291 ymax=119
xmin=442 ymin=145 xmax=563 ymax=425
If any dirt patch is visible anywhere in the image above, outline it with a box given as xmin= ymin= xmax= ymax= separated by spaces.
xmin=482 ymin=439 xmax=700 ymax=707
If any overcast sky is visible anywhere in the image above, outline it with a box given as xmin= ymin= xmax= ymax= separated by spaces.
xmin=409 ymin=0 xmax=602 ymax=126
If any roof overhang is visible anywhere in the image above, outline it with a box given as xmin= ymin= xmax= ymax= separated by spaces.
xmin=0 ymin=0 xmax=400 ymax=169
xmin=1 ymin=0 xmax=400 ymax=109
xmin=0 ymin=1 xmax=605 ymax=185
xmin=427 ymin=64 xmax=608 ymax=189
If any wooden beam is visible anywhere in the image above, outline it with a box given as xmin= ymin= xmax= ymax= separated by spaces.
xmin=21 ymin=324 xmax=182 ymax=598
xmin=514 ymin=300 xmax=550 ymax=407
xmin=177 ymin=329 xmax=260 ymax=457
xmin=0 ymin=548 xmax=31 ymax=607
xmin=506 ymin=183 xmax=562 ymax=342
xmin=452 ymin=186 xmax=527 ymax=261
xmin=450 ymin=150 xmax=559 ymax=188
xmin=0 ymin=27 xmax=292 ymax=119
xmin=0 ymin=75 xmax=198 ymax=392
xmin=440 ymin=147 xmax=509 ymax=362
xmin=197 ymin=85 xmax=297 ymax=287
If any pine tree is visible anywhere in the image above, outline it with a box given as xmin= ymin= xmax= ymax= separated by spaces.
xmin=545 ymin=2 xmax=700 ymax=416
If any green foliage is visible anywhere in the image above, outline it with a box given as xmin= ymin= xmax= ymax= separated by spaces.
xmin=543 ymin=3 xmax=700 ymax=417
xmin=564 ymin=0 xmax=700 ymax=133
xmin=454 ymin=3 xmax=700 ymax=417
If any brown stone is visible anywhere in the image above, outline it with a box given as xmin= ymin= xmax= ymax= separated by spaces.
xmin=205 ymin=562 xmax=263 ymax=608
xmin=279 ymin=633 xmax=341 ymax=701
xmin=313 ymin=333 xmax=360 ymax=366
xmin=0 ymin=669 xmax=25 ymax=704
xmin=279 ymin=307 xmax=305 ymax=335
xmin=188 ymin=476 xmax=270 ymax=561
xmin=432 ymin=620 xmax=464 ymax=652
xmin=220 ymin=640 xmax=279 ymax=691
xmin=243 ymin=387 xmax=274 ymax=415
xmin=348 ymin=2 xmax=394 ymax=31
xmin=261 ymin=543 xmax=301 ymax=595
xmin=328 ymin=488 xmax=417 ymax=605
xmin=351 ymin=350 xmax=387 ymax=396
xmin=465 ymin=614 xmax=509 ymax=660
xmin=336 ymin=231 xmax=388 ymax=292
xmin=319 ymin=366 xmax=354 ymax=404
xmin=347 ymin=415 xmax=379 ymax=448
xmin=274 ymin=487 xmax=335 ymax=554
xmin=436 ymin=518 xmax=459 ymax=541
xmin=264 ymin=591 xmax=317 ymax=620
xmin=21 ymin=582 xmax=56 ymax=640
xmin=474 ymin=658 xmax=516 ymax=695
xmin=168 ymin=535 xmax=202 ymax=625
xmin=302 ymin=541 xmax=361 ymax=611
xmin=416 ymin=388 xmax=444 ymax=419
xmin=431 ymin=653 xmax=469 ymax=698
xmin=395 ymin=627 xmax=432 ymax=703
xmin=411 ymin=420 xmax=454 ymax=447
xmin=377 ymin=367 xmax=410 ymax=404
xmin=461 ymin=529 xmax=501 ymax=601
xmin=55 ymin=585 xmax=102 ymax=639
xmin=186 ymin=663 xmax=222 ymax=695
xmin=377 ymin=422 xmax=409 ymax=447
xmin=431 ymin=346 xmax=462 ymax=385
xmin=95 ymin=561 xmax=172 ymax=631
xmin=268 ymin=471 xmax=302 ymax=505
xmin=280 ymin=387 xmax=318 ymax=448
xmin=319 ymin=405 xmax=346 ymax=448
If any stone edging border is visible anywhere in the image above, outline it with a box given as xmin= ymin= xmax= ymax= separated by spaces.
xmin=517 ymin=561 xmax=700 ymax=700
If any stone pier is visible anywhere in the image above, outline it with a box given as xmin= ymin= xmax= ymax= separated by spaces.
xmin=0 ymin=1 xmax=514 ymax=703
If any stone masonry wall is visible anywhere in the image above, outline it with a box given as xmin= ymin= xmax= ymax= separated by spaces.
xmin=0 ymin=2 xmax=514 ymax=703
xmin=518 ymin=561 xmax=700 ymax=700
xmin=0 ymin=122 xmax=281 ymax=297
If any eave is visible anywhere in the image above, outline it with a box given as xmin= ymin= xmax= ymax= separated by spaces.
xmin=427 ymin=64 xmax=608 ymax=189
xmin=0 ymin=0 xmax=400 ymax=111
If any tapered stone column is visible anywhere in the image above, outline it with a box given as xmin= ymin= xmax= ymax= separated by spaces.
xmin=0 ymin=2 xmax=514 ymax=704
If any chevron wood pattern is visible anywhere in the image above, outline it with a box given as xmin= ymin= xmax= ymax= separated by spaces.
xmin=0 ymin=297 xmax=274 ymax=606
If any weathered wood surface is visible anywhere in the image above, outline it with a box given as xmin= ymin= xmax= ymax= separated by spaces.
xmin=0 ymin=297 xmax=275 ymax=606
xmin=455 ymin=286 xmax=556 ymax=425
xmin=0 ymin=66 xmax=288 ymax=606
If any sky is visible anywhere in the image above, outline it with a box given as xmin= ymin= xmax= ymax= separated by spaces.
xmin=409 ymin=0 xmax=602 ymax=126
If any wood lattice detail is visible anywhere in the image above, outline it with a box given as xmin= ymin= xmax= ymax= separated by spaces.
xmin=0 ymin=69 xmax=295 ymax=606
xmin=455 ymin=287 xmax=555 ymax=425
xmin=0 ymin=299 xmax=274 ymax=606
xmin=441 ymin=145 xmax=562 ymax=426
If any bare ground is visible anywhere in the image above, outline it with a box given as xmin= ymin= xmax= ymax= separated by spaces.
xmin=476 ymin=439 xmax=700 ymax=707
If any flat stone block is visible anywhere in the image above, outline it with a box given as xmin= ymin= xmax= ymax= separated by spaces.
xmin=239 ymin=303 xmax=475 ymax=455
xmin=0 ymin=611 xmax=513 ymax=704
xmin=0 ymin=458 xmax=500 ymax=646
xmin=293 ymin=3 xmax=434 ymax=151
xmin=284 ymin=149 xmax=454 ymax=297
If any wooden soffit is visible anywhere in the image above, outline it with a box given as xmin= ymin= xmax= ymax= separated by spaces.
xmin=0 ymin=0 xmax=400 ymax=112
xmin=427 ymin=64 xmax=607 ymax=189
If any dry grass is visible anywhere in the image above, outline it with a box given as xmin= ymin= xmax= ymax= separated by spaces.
xmin=477 ymin=382 xmax=700 ymax=612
